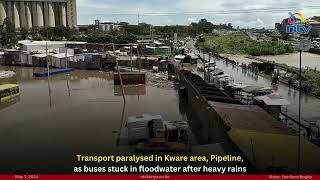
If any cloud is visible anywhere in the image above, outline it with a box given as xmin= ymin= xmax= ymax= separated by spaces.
xmin=187 ymin=17 xmax=197 ymax=23
xmin=76 ymin=0 xmax=320 ymax=28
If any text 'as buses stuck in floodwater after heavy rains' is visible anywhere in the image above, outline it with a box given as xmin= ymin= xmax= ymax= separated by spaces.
xmin=76 ymin=155 xmax=244 ymax=163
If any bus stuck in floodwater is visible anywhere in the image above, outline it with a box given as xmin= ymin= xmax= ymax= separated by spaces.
xmin=0 ymin=84 xmax=19 ymax=103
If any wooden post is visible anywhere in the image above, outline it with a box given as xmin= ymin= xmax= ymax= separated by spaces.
xmin=46 ymin=42 xmax=49 ymax=78
xmin=46 ymin=42 xmax=52 ymax=108
xmin=116 ymin=102 xmax=126 ymax=147
xmin=130 ymin=46 xmax=133 ymax=72
xmin=298 ymin=50 xmax=302 ymax=173
xmin=113 ymin=43 xmax=126 ymax=103
xmin=137 ymin=45 xmax=141 ymax=72
xmin=65 ymin=39 xmax=68 ymax=68
xmin=208 ymin=52 xmax=211 ymax=83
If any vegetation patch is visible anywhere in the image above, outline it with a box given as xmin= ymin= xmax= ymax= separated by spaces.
xmin=196 ymin=32 xmax=296 ymax=56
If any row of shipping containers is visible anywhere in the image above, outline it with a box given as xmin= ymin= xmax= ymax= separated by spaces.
xmin=0 ymin=51 xmax=113 ymax=70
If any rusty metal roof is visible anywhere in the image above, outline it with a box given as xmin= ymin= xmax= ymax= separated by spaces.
xmin=208 ymin=101 xmax=293 ymax=135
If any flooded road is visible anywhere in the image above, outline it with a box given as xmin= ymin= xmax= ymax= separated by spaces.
xmin=187 ymin=43 xmax=320 ymax=131
xmin=219 ymin=54 xmax=320 ymax=125
xmin=0 ymin=66 xmax=192 ymax=173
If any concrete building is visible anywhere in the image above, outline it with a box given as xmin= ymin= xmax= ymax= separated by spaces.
xmin=0 ymin=0 xmax=77 ymax=29
xmin=99 ymin=22 xmax=121 ymax=31
xmin=18 ymin=40 xmax=86 ymax=53
xmin=94 ymin=20 xmax=122 ymax=31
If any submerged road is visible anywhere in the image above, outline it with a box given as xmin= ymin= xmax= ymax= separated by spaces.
xmin=186 ymin=41 xmax=320 ymax=136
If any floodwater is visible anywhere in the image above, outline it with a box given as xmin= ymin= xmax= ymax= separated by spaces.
xmin=199 ymin=52 xmax=320 ymax=128
xmin=187 ymin=41 xmax=320 ymax=132
xmin=259 ymin=52 xmax=320 ymax=70
xmin=0 ymin=66 xmax=191 ymax=173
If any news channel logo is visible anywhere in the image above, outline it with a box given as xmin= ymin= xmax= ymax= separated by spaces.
xmin=286 ymin=12 xmax=312 ymax=34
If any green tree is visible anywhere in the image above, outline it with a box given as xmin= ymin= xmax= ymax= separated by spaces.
xmin=19 ymin=27 xmax=29 ymax=40
xmin=39 ymin=27 xmax=54 ymax=40
xmin=115 ymin=34 xmax=137 ymax=44
xmin=30 ymin=27 xmax=42 ymax=40
xmin=0 ymin=18 xmax=17 ymax=48
xmin=53 ymin=26 xmax=66 ymax=40
xmin=198 ymin=19 xmax=213 ymax=33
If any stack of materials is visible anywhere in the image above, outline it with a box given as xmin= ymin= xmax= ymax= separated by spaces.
xmin=0 ymin=71 xmax=16 ymax=79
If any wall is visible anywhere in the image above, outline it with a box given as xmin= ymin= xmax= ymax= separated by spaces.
xmin=114 ymin=72 xmax=146 ymax=85
xmin=178 ymin=71 xmax=232 ymax=144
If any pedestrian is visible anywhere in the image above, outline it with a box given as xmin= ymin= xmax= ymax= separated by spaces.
xmin=307 ymin=125 xmax=312 ymax=140
xmin=315 ymin=67 xmax=317 ymax=72
xmin=148 ymin=120 xmax=155 ymax=139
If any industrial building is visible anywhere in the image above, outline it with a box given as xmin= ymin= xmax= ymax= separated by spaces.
xmin=0 ymin=0 xmax=77 ymax=29
xmin=94 ymin=20 xmax=121 ymax=32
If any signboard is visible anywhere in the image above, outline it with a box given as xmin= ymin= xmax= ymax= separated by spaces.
xmin=299 ymin=39 xmax=312 ymax=52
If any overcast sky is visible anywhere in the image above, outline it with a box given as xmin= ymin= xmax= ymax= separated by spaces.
xmin=77 ymin=0 xmax=320 ymax=28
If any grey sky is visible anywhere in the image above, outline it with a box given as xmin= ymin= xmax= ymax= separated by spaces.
xmin=77 ymin=0 xmax=320 ymax=28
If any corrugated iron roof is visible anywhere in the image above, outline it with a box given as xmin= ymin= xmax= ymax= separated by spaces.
xmin=254 ymin=93 xmax=290 ymax=106
xmin=228 ymin=129 xmax=320 ymax=173
xmin=209 ymin=101 xmax=293 ymax=135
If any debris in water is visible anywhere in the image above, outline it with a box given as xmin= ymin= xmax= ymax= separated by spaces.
xmin=146 ymin=72 xmax=174 ymax=89
xmin=0 ymin=71 xmax=16 ymax=79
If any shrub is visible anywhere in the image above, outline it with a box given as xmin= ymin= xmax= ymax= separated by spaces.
xmin=198 ymin=33 xmax=296 ymax=56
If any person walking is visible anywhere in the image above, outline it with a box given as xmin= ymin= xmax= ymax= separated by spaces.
xmin=148 ymin=120 xmax=155 ymax=138
xmin=307 ymin=125 xmax=312 ymax=140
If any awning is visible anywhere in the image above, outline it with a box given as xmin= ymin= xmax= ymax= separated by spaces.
xmin=31 ymin=53 xmax=52 ymax=58
xmin=174 ymin=55 xmax=186 ymax=60
xmin=226 ymin=83 xmax=248 ymax=90
xmin=242 ymin=86 xmax=263 ymax=93
xmin=228 ymin=128 xmax=320 ymax=173
xmin=51 ymin=53 xmax=74 ymax=58
xmin=254 ymin=93 xmax=290 ymax=106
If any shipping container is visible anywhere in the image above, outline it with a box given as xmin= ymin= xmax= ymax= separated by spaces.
xmin=85 ymin=53 xmax=102 ymax=70
xmin=4 ymin=50 xmax=19 ymax=65
xmin=20 ymin=53 xmax=28 ymax=66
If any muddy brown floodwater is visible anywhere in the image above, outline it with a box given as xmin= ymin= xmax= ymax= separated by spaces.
xmin=0 ymin=66 xmax=193 ymax=173
xmin=259 ymin=52 xmax=320 ymax=70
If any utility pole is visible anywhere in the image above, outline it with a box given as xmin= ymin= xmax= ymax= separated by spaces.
xmin=46 ymin=30 xmax=50 ymax=76
xmin=150 ymin=26 xmax=154 ymax=42
xmin=46 ymin=42 xmax=49 ymax=78
xmin=208 ymin=52 xmax=211 ymax=82
xmin=137 ymin=45 xmax=141 ymax=72
xmin=297 ymin=49 xmax=302 ymax=174
xmin=46 ymin=41 xmax=52 ymax=108
xmin=65 ymin=39 xmax=68 ymax=69
xmin=130 ymin=46 xmax=133 ymax=72
xmin=297 ymin=39 xmax=311 ymax=173
xmin=203 ymin=58 xmax=205 ymax=81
